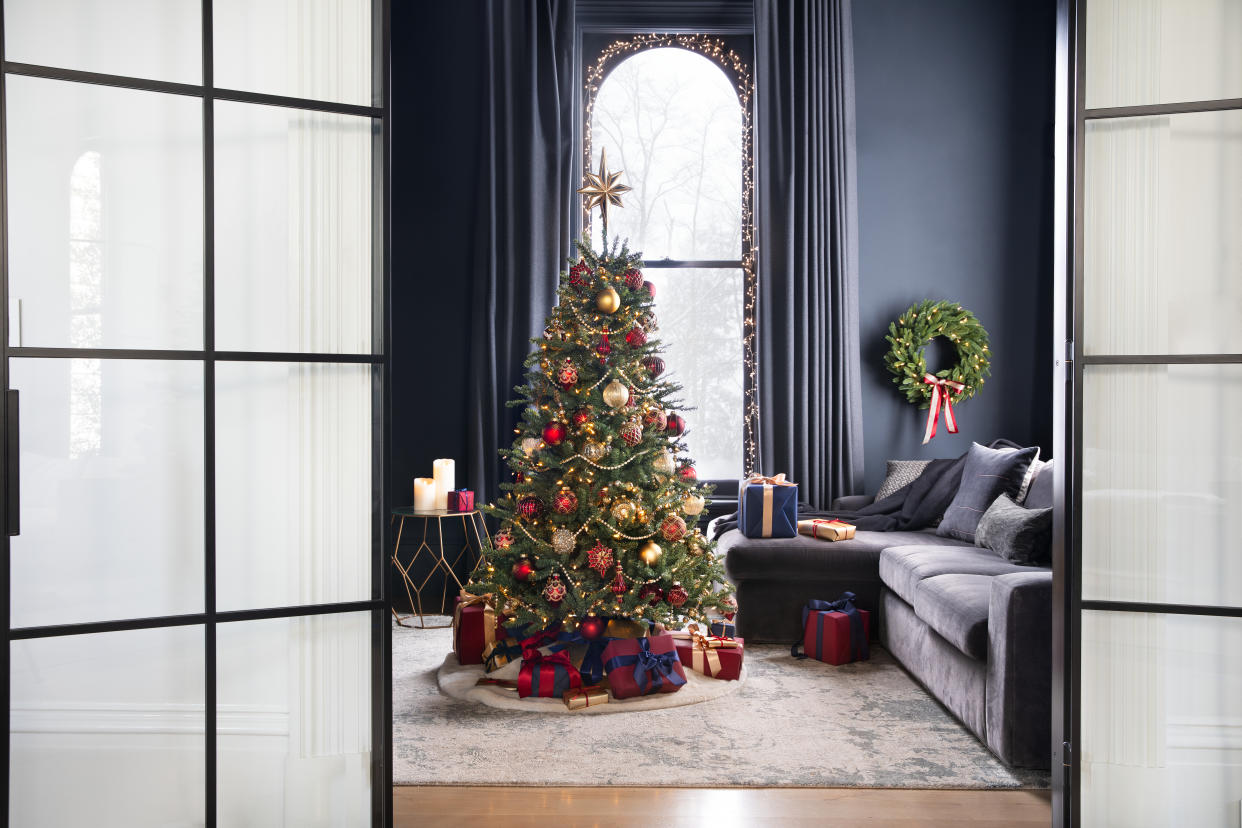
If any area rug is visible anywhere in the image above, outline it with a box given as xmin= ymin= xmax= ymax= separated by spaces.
xmin=393 ymin=620 xmax=1050 ymax=789
xmin=438 ymin=652 xmax=747 ymax=713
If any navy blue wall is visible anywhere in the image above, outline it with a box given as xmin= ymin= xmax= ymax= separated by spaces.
xmin=852 ymin=0 xmax=1055 ymax=493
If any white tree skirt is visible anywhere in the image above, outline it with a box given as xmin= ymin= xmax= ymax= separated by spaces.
xmin=437 ymin=651 xmax=747 ymax=714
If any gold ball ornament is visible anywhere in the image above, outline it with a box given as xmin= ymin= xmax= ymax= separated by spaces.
xmin=596 ymin=287 xmax=621 ymax=314
xmin=602 ymin=379 xmax=630 ymax=409
xmin=653 ymin=449 xmax=676 ymax=476
xmin=683 ymin=493 xmax=706 ymax=516
xmin=551 ymin=528 xmax=576 ymax=555
xmin=582 ymin=441 xmax=607 ymax=462
xmin=638 ymin=540 xmax=663 ymax=566
xmin=610 ymin=500 xmax=636 ymax=524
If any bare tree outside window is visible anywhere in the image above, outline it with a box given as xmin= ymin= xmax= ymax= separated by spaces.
xmin=590 ymin=47 xmax=745 ymax=480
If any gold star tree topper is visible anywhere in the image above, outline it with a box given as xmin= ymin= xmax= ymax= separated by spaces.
xmin=577 ymin=147 xmax=632 ymax=229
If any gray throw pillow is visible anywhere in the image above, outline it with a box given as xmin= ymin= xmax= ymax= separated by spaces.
xmin=875 ymin=459 xmax=932 ymax=501
xmin=936 ymin=442 xmax=1040 ymax=543
xmin=976 ymin=493 xmax=1052 ymax=565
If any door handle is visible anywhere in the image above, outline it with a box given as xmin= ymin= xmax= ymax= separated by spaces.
xmin=7 ymin=389 xmax=18 ymax=536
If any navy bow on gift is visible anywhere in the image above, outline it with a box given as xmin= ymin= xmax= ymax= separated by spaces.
xmin=605 ymin=637 xmax=687 ymax=693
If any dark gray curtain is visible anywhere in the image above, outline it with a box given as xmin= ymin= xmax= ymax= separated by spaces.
xmin=755 ymin=0 xmax=864 ymax=508
xmin=467 ymin=0 xmax=576 ymax=503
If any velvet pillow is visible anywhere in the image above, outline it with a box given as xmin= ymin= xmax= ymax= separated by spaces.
xmin=874 ymin=459 xmax=932 ymax=501
xmin=936 ymin=442 xmax=1040 ymax=543
xmin=975 ymin=494 xmax=1052 ymax=565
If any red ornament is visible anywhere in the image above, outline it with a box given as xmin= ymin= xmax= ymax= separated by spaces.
xmin=643 ymin=409 xmax=667 ymax=432
xmin=512 ymin=556 xmax=534 ymax=582
xmin=639 ymin=583 xmax=666 ymax=606
xmin=611 ymin=565 xmax=628 ymax=596
xmin=542 ymin=421 xmax=567 ymax=446
xmin=667 ymin=582 xmax=688 ymax=607
xmin=517 ymin=496 xmax=542 ymax=518
xmin=627 ymin=386 xmax=638 ymax=407
xmin=568 ymin=259 xmax=591 ymax=290
xmin=620 ymin=420 xmax=644 ymax=446
xmin=665 ymin=413 xmax=686 ymax=436
xmin=597 ymin=326 xmax=612 ymax=365
xmin=572 ymin=408 xmax=591 ymax=426
xmin=660 ymin=514 xmax=687 ymax=542
xmin=623 ymin=269 xmax=644 ymax=289
xmin=557 ymin=359 xmax=578 ymax=390
xmin=642 ymin=356 xmax=665 ymax=377
xmin=515 ymin=472 xmax=526 ymax=483
xmin=587 ymin=540 xmax=614 ymax=576
xmin=723 ymin=594 xmax=738 ymax=621
xmin=643 ymin=280 xmax=657 ymax=298
xmin=679 ymin=464 xmax=697 ymax=482
xmin=493 ymin=529 xmax=514 ymax=550
xmin=542 ymin=573 xmax=567 ymax=605
xmin=552 ymin=489 xmax=579 ymax=514
xmin=625 ymin=327 xmax=647 ymax=348
xmin=579 ymin=614 xmax=606 ymax=640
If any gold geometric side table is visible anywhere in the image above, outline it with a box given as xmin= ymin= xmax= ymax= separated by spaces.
xmin=390 ymin=506 xmax=490 ymax=629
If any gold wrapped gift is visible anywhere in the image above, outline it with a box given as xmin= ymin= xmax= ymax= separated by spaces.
xmin=798 ymin=518 xmax=857 ymax=542
xmin=563 ymin=686 xmax=609 ymax=710
xmin=604 ymin=619 xmax=649 ymax=639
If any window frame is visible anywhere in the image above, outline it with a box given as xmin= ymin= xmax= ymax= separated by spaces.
xmin=577 ymin=27 xmax=756 ymax=507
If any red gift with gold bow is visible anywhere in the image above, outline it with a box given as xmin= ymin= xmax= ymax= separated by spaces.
xmin=453 ymin=591 xmax=501 ymax=665
xmin=670 ymin=623 xmax=744 ymax=681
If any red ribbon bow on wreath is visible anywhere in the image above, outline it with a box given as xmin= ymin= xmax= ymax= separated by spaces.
xmin=922 ymin=374 xmax=966 ymax=444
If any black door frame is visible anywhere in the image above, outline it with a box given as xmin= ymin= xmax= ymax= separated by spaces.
xmin=0 ymin=1 xmax=394 ymax=824
xmin=1052 ymin=0 xmax=1242 ymax=823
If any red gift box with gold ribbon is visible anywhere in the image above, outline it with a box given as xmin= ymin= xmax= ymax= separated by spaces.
xmin=671 ymin=625 xmax=744 ymax=681
xmin=453 ymin=592 xmax=501 ymax=665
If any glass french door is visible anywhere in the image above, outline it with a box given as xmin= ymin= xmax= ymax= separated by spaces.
xmin=1 ymin=1 xmax=391 ymax=825
xmin=1057 ymin=0 xmax=1242 ymax=824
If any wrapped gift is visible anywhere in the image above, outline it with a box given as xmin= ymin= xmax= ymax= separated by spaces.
xmin=672 ymin=625 xmax=744 ymax=681
xmin=602 ymin=633 xmax=687 ymax=699
xmin=453 ymin=592 xmax=499 ymax=665
xmin=708 ymin=619 xmax=736 ymax=638
xmin=563 ymin=686 xmax=609 ymax=710
xmin=797 ymin=592 xmax=870 ymax=665
xmin=482 ymin=636 xmax=524 ymax=673
xmin=798 ymin=518 xmax=856 ymax=541
xmin=446 ymin=488 xmax=475 ymax=512
xmin=604 ymin=618 xmax=650 ymax=639
xmin=739 ymin=474 xmax=798 ymax=538
xmin=517 ymin=649 xmax=582 ymax=698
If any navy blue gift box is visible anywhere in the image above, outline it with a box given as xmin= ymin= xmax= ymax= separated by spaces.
xmin=738 ymin=474 xmax=798 ymax=538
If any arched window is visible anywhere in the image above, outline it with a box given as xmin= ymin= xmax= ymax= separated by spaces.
xmin=586 ymin=36 xmax=755 ymax=481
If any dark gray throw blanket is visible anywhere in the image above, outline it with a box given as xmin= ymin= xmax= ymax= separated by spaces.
xmin=712 ymin=439 xmax=1023 ymax=539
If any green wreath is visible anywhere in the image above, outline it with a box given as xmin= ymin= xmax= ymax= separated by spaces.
xmin=884 ymin=300 xmax=990 ymax=409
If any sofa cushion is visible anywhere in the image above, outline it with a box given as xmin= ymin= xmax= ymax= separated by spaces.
xmin=721 ymin=528 xmax=971 ymax=582
xmin=937 ymin=443 xmax=1040 ymax=543
xmin=913 ymin=574 xmax=993 ymax=660
xmin=875 ymin=459 xmax=933 ymax=501
xmin=1023 ymin=459 xmax=1054 ymax=509
xmin=879 ymin=544 xmax=1036 ymax=606
xmin=976 ymin=494 xmax=1052 ymax=565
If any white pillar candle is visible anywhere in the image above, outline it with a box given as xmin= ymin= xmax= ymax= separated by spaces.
xmin=433 ymin=458 xmax=455 ymax=510
xmin=413 ymin=477 xmax=436 ymax=512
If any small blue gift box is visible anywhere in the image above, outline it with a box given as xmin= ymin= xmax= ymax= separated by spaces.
xmin=738 ymin=474 xmax=798 ymax=538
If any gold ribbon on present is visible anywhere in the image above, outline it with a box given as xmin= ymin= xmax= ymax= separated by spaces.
xmin=453 ymin=590 xmax=497 ymax=654
xmin=745 ymin=474 xmax=796 ymax=537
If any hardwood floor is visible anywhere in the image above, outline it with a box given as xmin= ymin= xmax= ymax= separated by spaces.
xmin=395 ymin=786 xmax=1051 ymax=827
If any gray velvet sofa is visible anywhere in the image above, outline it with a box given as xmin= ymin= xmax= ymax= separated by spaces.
xmin=717 ymin=462 xmax=1053 ymax=769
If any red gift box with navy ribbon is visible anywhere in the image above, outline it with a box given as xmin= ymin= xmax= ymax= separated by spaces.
xmin=446 ymin=488 xmax=474 ymax=512
xmin=601 ymin=633 xmax=687 ymax=699
xmin=517 ymin=637 xmax=583 ymax=699
xmin=794 ymin=592 xmax=871 ymax=666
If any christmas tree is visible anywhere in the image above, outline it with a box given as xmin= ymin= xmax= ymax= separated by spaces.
xmin=468 ymin=150 xmax=733 ymax=636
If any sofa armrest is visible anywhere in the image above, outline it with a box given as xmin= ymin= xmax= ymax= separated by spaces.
xmin=985 ymin=570 xmax=1052 ymax=768
xmin=830 ymin=494 xmax=874 ymax=511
